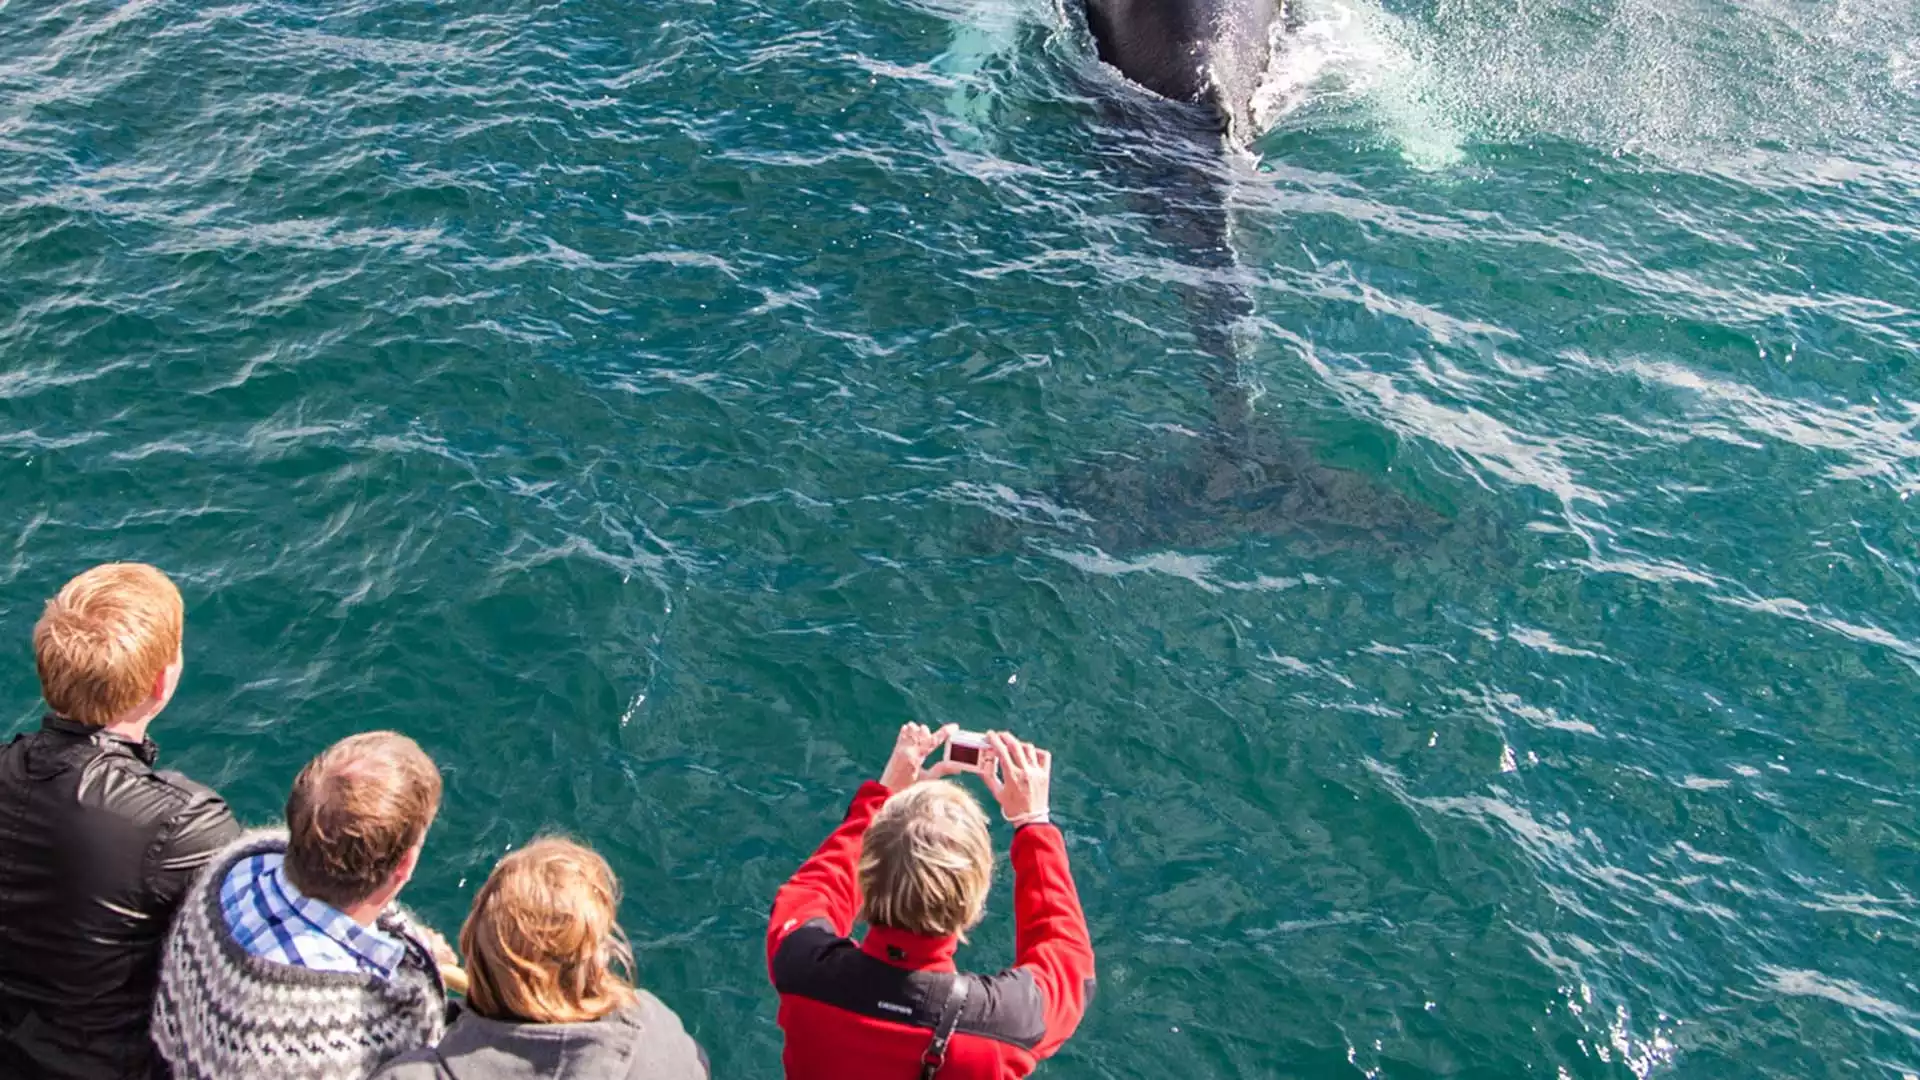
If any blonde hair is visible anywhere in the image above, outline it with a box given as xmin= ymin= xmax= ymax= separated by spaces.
xmin=858 ymin=781 xmax=993 ymax=938
xmin=462 ymin=837 xmax=639 ymax=1024
xmin=34 ymin=563 xmax=184 ymax=727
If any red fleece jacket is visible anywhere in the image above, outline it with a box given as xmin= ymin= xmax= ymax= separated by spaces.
xmin=767 ymin=781 xmax=1096 ymax=1080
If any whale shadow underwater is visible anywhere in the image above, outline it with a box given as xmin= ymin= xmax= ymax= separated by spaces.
xmin=973 ymin=0 xmax=1448 ymax=556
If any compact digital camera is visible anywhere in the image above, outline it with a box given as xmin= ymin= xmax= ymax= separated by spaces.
xmin=943 ymin=729 xmax=992 ymax=773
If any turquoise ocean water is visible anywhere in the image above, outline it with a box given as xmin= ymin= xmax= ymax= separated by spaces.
xmin=3 ymin=0 xmax=1918 ymax=1076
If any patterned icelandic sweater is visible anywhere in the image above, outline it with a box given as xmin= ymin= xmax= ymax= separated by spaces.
xmin=151 ymin=829 xmax=450 ymax=1080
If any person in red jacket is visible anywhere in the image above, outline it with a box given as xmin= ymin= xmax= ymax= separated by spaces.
xmin=768 ymin=724 xmax=1095 ymax=1080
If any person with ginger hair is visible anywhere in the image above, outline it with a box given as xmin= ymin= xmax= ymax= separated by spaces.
xmin=373 ymin=837 xmax=709 ymax=1080
xmin=0 ymin=563 xmax=241 ymax=1080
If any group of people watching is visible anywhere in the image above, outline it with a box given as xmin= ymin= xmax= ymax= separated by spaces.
xmin=0 ymin=563 xmax=1096 ymax=1079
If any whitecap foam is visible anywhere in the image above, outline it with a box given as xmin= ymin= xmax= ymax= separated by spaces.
xmin=1247 ymin=0 xmax=1920 ymax=167
xmin=1251 ymin=0 xmax=1466 ymax=169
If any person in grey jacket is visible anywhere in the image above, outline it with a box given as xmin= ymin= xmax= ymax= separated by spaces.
xmin=373 ymin=837 xmax=708 ymax=1080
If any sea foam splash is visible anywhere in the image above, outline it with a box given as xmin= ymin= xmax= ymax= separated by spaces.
xmin=930 ymin=0 xmax=1470 ymax=168
xmin=1252 ymin=0 xmax=1466 ymax=169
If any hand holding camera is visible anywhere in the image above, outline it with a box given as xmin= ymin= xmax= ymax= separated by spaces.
xmin=879 ymin=722 xmax=963 ymax=791
xmin=880 ymin=722 xmax=1053 ymax=825
xmin=981 ymin=731 xmax=1051 ymax=826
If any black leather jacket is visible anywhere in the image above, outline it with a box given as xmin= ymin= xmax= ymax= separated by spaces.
xmin=0 ymin=716 xmax=240 ymax=1079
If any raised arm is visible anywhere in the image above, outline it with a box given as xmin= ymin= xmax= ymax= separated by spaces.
xmin=986 ymin=731 xmax=1096 ymax=1060
xmin=1011 ymin=821 xmax=1095 ymax=1059
xmin=766 ymin=721 xmax=961 ymax=972
xmin=766 ymin=778 xmax=890 ymax=968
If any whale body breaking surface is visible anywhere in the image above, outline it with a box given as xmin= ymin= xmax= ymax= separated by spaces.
xmin=1083 ymin=0 xmax=1285 ymax=133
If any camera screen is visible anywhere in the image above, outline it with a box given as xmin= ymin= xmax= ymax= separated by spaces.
xmin=950 ymin=743 xmax=982 ymax=766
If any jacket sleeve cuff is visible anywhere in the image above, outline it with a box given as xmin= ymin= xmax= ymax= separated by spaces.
xmin=1012 ymin=819 xmax=1064 ymax=841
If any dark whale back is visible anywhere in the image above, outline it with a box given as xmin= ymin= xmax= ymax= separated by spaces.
xmin=1084 ymin=0 xmax=1282 ymax=127
xmin=1013 ymin=0 xmax=1445 ymax=553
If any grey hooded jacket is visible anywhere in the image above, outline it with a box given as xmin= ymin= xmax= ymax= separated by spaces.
xmin=372 ymin=993 xmax=708 ymax=1080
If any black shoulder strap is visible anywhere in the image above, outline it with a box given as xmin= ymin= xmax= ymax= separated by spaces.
xmin=920 ymin=974 xmax=971 ymax=1080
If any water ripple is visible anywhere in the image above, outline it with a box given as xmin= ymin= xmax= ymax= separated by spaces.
xmin=2 ymin=0 xmax=1918 ymax=1076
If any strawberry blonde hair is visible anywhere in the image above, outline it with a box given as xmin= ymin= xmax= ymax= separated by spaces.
xmin=34 ymin=563 xmax=184 ymax=726
xmin=462 ymin=838 xmax=639 ymax=1024
xmin=858 ymin=781 xmax=994 ymax=939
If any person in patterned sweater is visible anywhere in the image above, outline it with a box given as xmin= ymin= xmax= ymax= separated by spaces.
xmin=152 ymin=731 xmax=464 ymax=1080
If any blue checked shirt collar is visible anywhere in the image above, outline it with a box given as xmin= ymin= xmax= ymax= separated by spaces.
xmin=220 ymin=850 xmax=408 ymax=980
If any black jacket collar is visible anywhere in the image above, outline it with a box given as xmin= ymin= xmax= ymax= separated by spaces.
xmin=40 ymin=714 xmax=160 ymax=765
